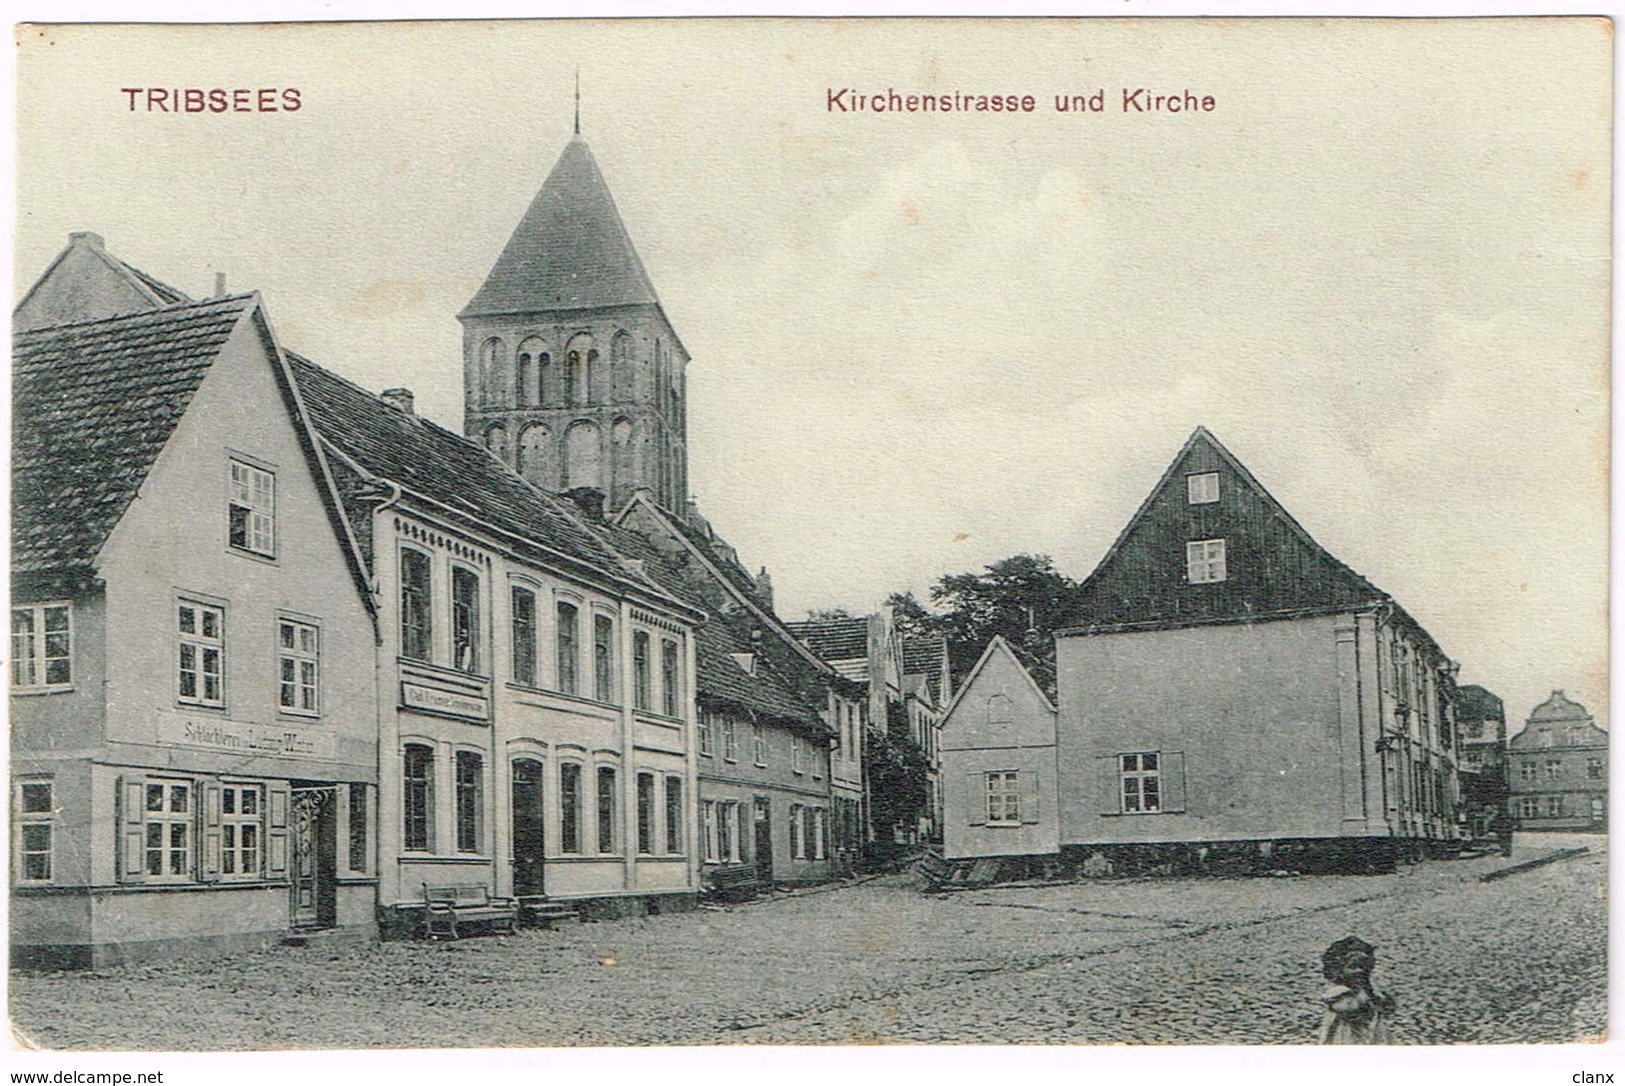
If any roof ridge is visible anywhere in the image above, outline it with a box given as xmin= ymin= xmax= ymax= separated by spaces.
xmin=13 ymin=292 xmax=256 ymax=339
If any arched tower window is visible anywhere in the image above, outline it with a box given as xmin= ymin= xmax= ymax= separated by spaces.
xmin=479 ymin=337 xmax=507 ymax=408
xmin=611 ymin=417 xmax=634 ymax=505
xmin=518 ymin=424 xmax=555 ymax=490
xmin=566 ymin=334 xmax=595 ymax=407
xmin=484 ymin=423 xmax=510 ymax=465
xmin=611 ymin=331 xmax=633 ymax=403
xmin=537 ymin=352 xmax=552 ymax=407
xmin=517 ymin=336 xmax=546 ymax=407
xmin=564 ymin=420 xmax=603 ymax=491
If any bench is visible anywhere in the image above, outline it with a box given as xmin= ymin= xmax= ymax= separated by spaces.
xmin=703 ymin=863 xmax=761 ymax=902
xmin=421 ymin=883 xmax=519 ymax=940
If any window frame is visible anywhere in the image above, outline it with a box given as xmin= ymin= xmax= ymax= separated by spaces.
xmin=276 ymin=617 xmax=321 ymax=717
xmin=664 ymin=775 xmax=683 ymax=854
xmin=1186 ymin=471 xmax=1220 ymax=505
xmin=753 ymin=721 xmax=768 ymax=767
xmin=560 ymin=761 xmax=584 ymax=854
xmin=403 ymin=743 xmax=435 ymax=853
xmin=698 ymin=710 xmax=714 ymax=757
xmin=219 ymin=782 xmax=263 ymax=880
xmin=16 ymin=778 xmax=54 ymax=883
xmin=556 ymin=601 xmax=580 ymax=696
xmin=633 ymin=630 xmax=652 ymax=710
xmin=985 ymin=770 xmax=1021 ymax=826
xmin=1120 ymin=752 xmax=1162 ymax=814
xmin=142 ymin=778 xmax=195 ymax=881
xmin=455 ymin=750 xmax=484 ymax=854
xmin=510 ymin=585 xmax=538 ymax=687
xmin=177 ymin=599 xmax=226 ymax=708
xmin=228 ymin=458 xmax=277 ymax=559
xmin=10 ymin=602 xmax=72 ymax=691
xmin=1185 ymin=539 xmax=1227 ymax=584
xmin=660 ymin=638 xmax=680 ymax=717
xmin=399 ymin=548 xmax=434 ymax=663
xmin=596 ymin=766 xmax=618 ymax=854
xmin=722 ymin=715 xmax=739 ymax=763
xmin=450 ymin=565 xmax=483 ymax=675
xmin=636 ymin=771 xmax=655 ymax=855
xmin=593 ymin=613 xmax=616 ymax=704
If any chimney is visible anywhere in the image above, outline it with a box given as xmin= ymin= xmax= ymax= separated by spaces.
xmin=755 ymin=567 xmax=775 ymax=612
xmin=564 ymin=486 xmax=606 ymax=523
xmin=214 ymin=272 xmax=227 ymax=297
xmin=381 ymin=387 xmax=415 ymax=414
xmin=68 ymin=231 xmax=104 ymax=251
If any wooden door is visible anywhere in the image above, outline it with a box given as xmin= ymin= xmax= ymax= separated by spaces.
xmin=753 ymin=798 xmax=773 ymax=885
xmin=511 ymin=759 xmax=546 ymax=897
xmin=290 ymin=787 xmax=337 ymax=930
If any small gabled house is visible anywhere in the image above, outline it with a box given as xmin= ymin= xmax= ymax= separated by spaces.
xmin=609 ymin=492 xmax=860 ymax=884
xmin=1055 ymin=427 xmax=1463 ymax=869
xmin=12 ymin=237 xmax=380 ymax=968
xmin=1507 ymin=690 xmax=1606 ymax=831
xmin=939 ymin=637 xmax=1059 ymax=860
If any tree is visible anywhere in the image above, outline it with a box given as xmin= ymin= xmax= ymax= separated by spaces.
xmin=883 ymin=590 xmax=940 ymax=641
xmin=864 ymin=729 xmax=931 ymax=847
xmin=804 ymin=606 xmax=854 ymax=622
xmin=928 ymin=554 xmax=1080 ymax=696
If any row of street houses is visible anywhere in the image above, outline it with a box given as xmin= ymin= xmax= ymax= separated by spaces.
xmin=9 ymin=131 xmax=950 ymax=969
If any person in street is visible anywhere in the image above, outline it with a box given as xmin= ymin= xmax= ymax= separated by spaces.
xmin=1493 ymin=808 xmax=1515 ymax=857
xmin=1318 ymin=935 xmax=1395 ymax=1044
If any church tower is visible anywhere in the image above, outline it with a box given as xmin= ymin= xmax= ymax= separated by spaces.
xmin=461 ymin=126 xmax=689 ymax=513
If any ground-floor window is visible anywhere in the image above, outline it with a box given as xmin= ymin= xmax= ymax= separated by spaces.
xmin=702 ymin=800 xmax=717 ymax=862
xmin=456 ymin=752 xmax=483 ymax=854
xmin=790 ymin=804 xmax=805 ymax=859
xmin=144 ymin=780 xmax=192 ymax=878
xmin=403 ymin=744 xmax=434 ymax=852
xmin=813 ymin=807 xmax=826 ymax=860
xmin=637 ymin=772 xmax=655 ymax=854
xmin=597 ymin=767 xmax=618 ymax=854
xmin=220 ymin=783 xmax=262 ymax=877
xmin=1518 ymin=796 xmax=1540 ymax=819
xmin=664 ymin=776 xmax=683 ymax=854
xmin=986 ymin=770 xmax=1022 ymax=824
xmin=1545 ymin=795 xmax=1564 ymax=818
xmin=719 ymin=801 xmax=740 ymax=863
xmin=16 ymin=778 xmax=53 ymax=882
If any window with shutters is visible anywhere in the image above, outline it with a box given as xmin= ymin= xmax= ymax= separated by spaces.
xmin=1186 ymin=539 xmax=1226 ymax=584
xmin=637 ymin=772 xmax=655 ymax=854
xmin=403 ymin=744 xmax=434 ymax=852
xmin=16 ymin=779 xmax=54 ymax=882
xmin=177 ymin=600 xmax=225 ymax=707
xmin=665 ymin=775 xmax=683 ymax=854
xmin=450 ymin=566 xmax=481 ymax=674
xmin=511 ymin=586 xmax=537 ymax=687
xmin=11 ymin=603 xmax=71 ymax=690
xmin=144 ymin=780 xmax=193 ymax=879
xmin=1121 ymin=753 xmax=1161 ymax=813
xmin=594 ymin=614 xmax=616 ymax=703
xmin=1186 ymin=472 xmax=1220 ymax=504
xmin=456 ymin=752 xmax=483 ymax=853
xmin=228 ymin=459 xmax=275 ymax=558
xmin=985 ymin=771 xmax=1021 ymax=825
xmin=596 ymin=766 xmax=617 ymax=854
xmin=220 ymin=784 xmax=262 ymax=878
xmin=400 ymin=549 xmax=433 ymax=662
xmin=556 ymin=602 xmax=580 ymax=696
xmin=560 ymin=762 xmax=583 ymax=854
xmin=633 ymin=631 xmax=652 ymax=710
xmin=277 ymin=619 xmax=320 ymax=716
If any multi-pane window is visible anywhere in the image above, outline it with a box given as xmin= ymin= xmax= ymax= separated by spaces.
xmin=702 ymin=800 xmax=717 ymax=862
xmin=348 ymin=786 xmax=369 ymax=872
xmin=400 ymin=550 xmax=433 ymax=662
xmin=790 ymin=804 xmax=805 ymax=859
xmin=753 ymin=722 xmax=767 ymax=767
xmin=556 ymin=603 xmax=580 ymax=695
xmin=403 ymin=744 xmax=434 ymax=852
xmin=722 ymin=716 xmax=738 ymax=762
xmin=220 ymin=784 xmax=261 ymax=878
xmin=144 ymin=781 xmax=192 ymax=877
xmin=11 ymin=603 xmax=71 ymax=689
xmin=1186 ymin=539 xmax=1226 ymax=584
xmin=177 ymin=601 xmax=225 ymax=706
xmin=277 ymin=619 xmax=319 ymax=715
xmin=594 ymin=614 xmax=615 ymax=703
xmin=597 ymin=767 xmax=617 ymax=854
xmin=228 ymin=459 xmax=275 ymax=557
xmin=1519 ymin=763 xmax=1537 ymax=782
xmin=1121 ymin=753 xmax=1161 ymax=813
xmin=560 ymin=763 xmax=582 ymax=853
xmin=985 ymin=770 xmax=1021 ymax=825
xmin=813 ymin=808 xmax=827 ymax=860
xmin=451 ymin=567 xmax=481 ymax=673
xmin=719 ymin=801 xmax=739 ymax=863
xmin=665 ymin=775 xmax=683 ymax=853
xmin=1546 ymin=795 xmax=1564 ymax=817
xmin=1545 ymin=759 xmax=1563 ymax=779
xmin=637 ymin=772 xmax=655 ymax=854
xmin=1588 ymin=758 xmax=1604 ymax=779
xmin=511 ymin=587 xmax=537 ymax=687
xmin=633 ymin=632 xmax=652 ymax=710
xmin=661 ymin=638 xmax=680 ymax=716
xmin=698 ymin=710 xmax=714 ymax=757
xmin=17 ymin=780 xmax=53 ymax=882
xmin=1186 ymin=472 xmax=1220 ymax=504
xmin=455 ymin=752 xmax=483 ymax=853
xmin=1518 ymin=796 xmax=1540 ymax=819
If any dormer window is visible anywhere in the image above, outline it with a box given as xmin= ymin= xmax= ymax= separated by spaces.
xmin=1186 ymin=539 xmax=1227 ymax=584
xmin=1186 ymin=472 xmax=1219 ymax=504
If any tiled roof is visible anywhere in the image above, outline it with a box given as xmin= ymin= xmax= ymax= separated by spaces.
xmin=462 ymin=134 xmax=661 ymax=317
xmin=597 ymin=519 xmax=833 ymax=735
xmin=1455 ymin=684 xmax=1505 ymax=722
xmin=12 ymin=296 xmax=257 ymax=576
xmin=902 ymin=635 xmax=948 ymax=701
xmin=786 ymin=616 xmax=870 ymax=662
xmin=285 ymin=353 xmax=658 ymax=595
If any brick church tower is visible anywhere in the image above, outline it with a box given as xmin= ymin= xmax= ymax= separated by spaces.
xmin=460 ymin=123 xmax=689 ymax=513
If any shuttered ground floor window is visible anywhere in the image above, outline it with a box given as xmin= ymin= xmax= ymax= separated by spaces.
xmin=118 ymin=774 xmax=292 ymax=884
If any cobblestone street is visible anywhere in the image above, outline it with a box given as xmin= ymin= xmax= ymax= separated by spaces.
xmin=10 ymin=841 xmax=1604 ymax=1050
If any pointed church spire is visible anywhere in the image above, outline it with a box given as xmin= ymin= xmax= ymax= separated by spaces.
xmin=574 ymin=68 xmax=580 ymax=134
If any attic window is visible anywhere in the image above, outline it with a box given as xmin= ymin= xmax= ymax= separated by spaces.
xmin=228 ymin=460 xmax=276 ymax=558
xmin=1186 ymin=539 xmax=1226 ymax=584
xmin=1186 ymin=472 xmax=1219 ymax=504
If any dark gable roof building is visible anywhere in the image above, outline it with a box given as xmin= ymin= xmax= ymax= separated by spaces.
xmin=12 ymin=244 xmax=381 ymax=968
xmin=944 ymin=427 xmax=1464 ymax=871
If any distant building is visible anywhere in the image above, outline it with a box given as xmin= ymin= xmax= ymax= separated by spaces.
xmin=1455 ymin=684 xmax=1508 ymax=838
xmin=12 ymin=235 xmax=380 ymax=967
xmin=1507 ymin=691 xmax=1607 ymax=831
xmin=941 ymin=427 xmax=1464 ymax=871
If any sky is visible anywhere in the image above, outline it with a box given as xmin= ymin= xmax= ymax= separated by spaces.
xmin=12 ymin=17 xmax=1611 ymax=733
